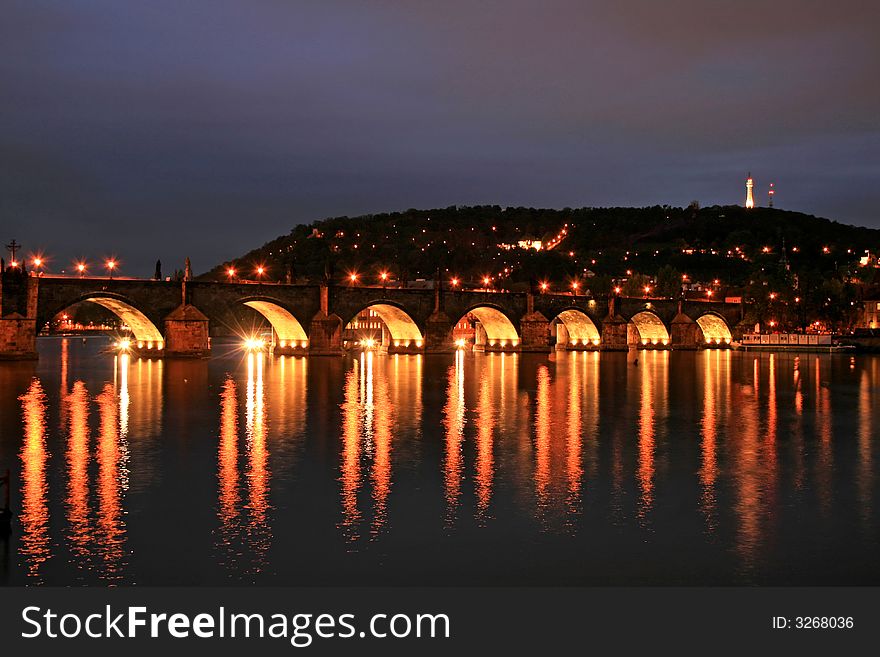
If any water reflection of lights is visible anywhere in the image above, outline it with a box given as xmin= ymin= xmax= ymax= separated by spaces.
xmin=65 ymin=380 xmax=92 ymax=564
xmin=340 ymin=360 xmax=363 ymax=542
xmin=19 ymin=379 xmax=50 ymax=582
xmin=216 ymin=375 xmax=241 ymax=568
xmin=534 ymin=365 xmax=552 ymax=520
xmin=637 ymin=356 xmax=656 ymax=520
xmin=244 ymin=352 xmax=271 ymax=572
xmin=474 ymin=364 xmax=495 ymax=522
xmin=339 ymin=351 xmax=395 ymax=543
xmin=442 ymin=350 xmax=466 ymax=525
xmin=699 ymin=350 xmax=719 ymax=530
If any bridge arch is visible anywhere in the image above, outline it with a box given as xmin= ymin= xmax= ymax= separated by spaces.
xmin=695 ymin=312 xmax=733 ymax=345
xmin=48 ymin=293 xmax=164 ymax=344
xmin=345 ymin=302 xmax=424 ymax=346
xmin=458 ymin=305 xmax=520 ymax=347
xmin=550 ymin=308 xmax=601 ymax=348
xmin=628 ymin=310 xmax=670 ymax=347
xmin=241 ymin=299 xmax=309 ymax=345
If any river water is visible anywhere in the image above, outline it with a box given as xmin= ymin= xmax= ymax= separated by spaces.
xmin=1 ymin=337 xmax=877 ymax=585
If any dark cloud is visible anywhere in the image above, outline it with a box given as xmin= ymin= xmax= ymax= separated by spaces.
xmin=1 ymin=0 xmax=878 ymax=274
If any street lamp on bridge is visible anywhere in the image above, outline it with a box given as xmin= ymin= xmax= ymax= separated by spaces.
xmin=106 ymin=259 xmax=117 ymax=280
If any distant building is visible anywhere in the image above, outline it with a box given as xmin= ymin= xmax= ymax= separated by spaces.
xmin=745 ymin=172 xmax=755 ymax=209
xmin=498 ymin=237 xmax=543 ymax=251
xmin=863 ymin=297 xmax=880 ymax=329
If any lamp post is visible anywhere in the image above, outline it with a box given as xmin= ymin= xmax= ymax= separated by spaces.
xmin=106 ymin=260 xmax=116 ymax=280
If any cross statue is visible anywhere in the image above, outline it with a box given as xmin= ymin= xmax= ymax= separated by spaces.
xmin=5 ymin=239 xmax=20 ymax=263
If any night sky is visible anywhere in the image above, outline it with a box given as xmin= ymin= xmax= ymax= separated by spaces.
xmin=2 ymin=0 xmax=878 ymax=276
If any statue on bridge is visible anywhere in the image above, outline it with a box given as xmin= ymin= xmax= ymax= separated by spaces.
xmin=184 ymin=257 xmax=193 ymax=282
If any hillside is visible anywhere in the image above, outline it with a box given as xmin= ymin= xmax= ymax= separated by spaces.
xmin=204 ymin=205 xmax=877 ymax=285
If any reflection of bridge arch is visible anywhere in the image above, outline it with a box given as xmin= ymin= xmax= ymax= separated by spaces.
xmin=628 ymin=311 xmax=669 ymax=346
xmin=51 ymin=293 xmax=164 ymax=343
xmin=551 ymin=309 xmax=601 ymax=348
xmin=348 ymin=302 xmax=424 ymax=344
xmin=461 ymin=305 xmax=519 ymax=346
xmin=242 ymin=299 xmax=309 ymax=344
xmin=695 ymin=313 xmax=733 ymax=345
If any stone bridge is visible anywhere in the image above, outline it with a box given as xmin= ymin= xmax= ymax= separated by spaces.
xmin=0 ymin=266 xmax=746 ymax=359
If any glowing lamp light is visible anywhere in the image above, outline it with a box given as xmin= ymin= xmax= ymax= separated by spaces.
xmin=137 ymin=341 xmax=144 ymax=349
xmin=349 ymin=273 xmax=358 ymax=283
xmin=592 ymin=339 xmax=600 ymax=346
xmin=511 ymin=340 xmax=518 ymax=347
xmin=9 ymin=260 xmax=18 ymax=267
xmin=227 ymin=267 xmax=236 ymax=278
xmin=380 ymin=272 xmax=389 ymax=282
xmin=614 ymin=287 xmax=622 ymax=294
xmin=540 ymin=282 xmax=549 ymax=291
xmin=394 ymin=341 xmax=400 ymax=347
xmin=32 ymin=258 xmax=42 ymax=267
xmin=363 ymin=338 xmax=376 ymax=349
xmin=279 ymin=340 xmax=287 ymax=348
xmin=243 ymin=337 xmax=265 ymax=352
xmin=300 ymin=340 xmax=308 ymax=348
xmin=415 ymin=340 xmax=423 ymax=348
xmin=489 ymin=340 xmax=497 ymax=347
xmin=77 ymin=263 xmax=87 ymax=275
xmin=157 ymin=341 xmax=164 ymax=350
xmin=642 ymin=339 xmax=648 ymax=345
xmin=483 ymin=277 xmax=491 ymax=286
xmin=725 ymin=338 xmax=731 ymax=344
xmin=117 ymin=339 xmax=131 ymax=352
xmin=661 ymin=339 xmax=669 ymax=346
xmin=451 ymin=277 xmax=459 ymax=287
xmin=256 ymin=266 xmax=265 ymax=276
xmin=455 ymin=338 xmax=466 ymax=348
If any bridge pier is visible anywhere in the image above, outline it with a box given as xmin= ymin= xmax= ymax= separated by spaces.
xmin=519 ymin=309 xmax=550 ymax=352
xmin=0 ymin=315 xmax=37 ymax=360
xmin=600 ymin=315 xmax=628 ymax=351
xmin=670 ymin=312 xmax=699 ymax=350
xmin=0 ymin=267 xmax=38 ymax=360
xmin=163 ymin=304 xmax=210 ymax=357
xmin=424 ymin=311 xmax=455 ymax=353
xmin=307 ymin=285 xmax=343 ymax=355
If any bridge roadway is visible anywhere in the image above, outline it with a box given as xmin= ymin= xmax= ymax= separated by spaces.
xmin=0 ymin=268 xmax=745 ymax=359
